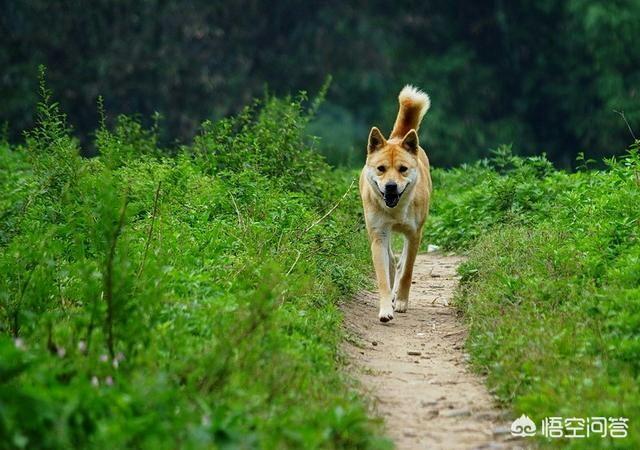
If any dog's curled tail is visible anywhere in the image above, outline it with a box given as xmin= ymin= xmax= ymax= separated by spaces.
xmin=390 ymin=85 xmax=430 ymax=139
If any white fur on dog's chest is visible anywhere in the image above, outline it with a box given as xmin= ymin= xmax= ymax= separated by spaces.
xmin=366 ymin=202 xmax=419 ymax=233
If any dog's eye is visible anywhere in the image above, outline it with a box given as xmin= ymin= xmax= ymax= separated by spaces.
xmin=377 ymin=165 xmax=386 ymax=172
xmin=399 ymin=166 xmax=408 ymax=173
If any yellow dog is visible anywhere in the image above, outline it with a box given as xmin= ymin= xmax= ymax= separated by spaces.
xmin=359 ymin=85 xmax=432 ymax=322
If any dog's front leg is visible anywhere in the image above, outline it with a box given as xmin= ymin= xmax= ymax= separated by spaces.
xmin=370 ymin=232 xmax=394 ymax=322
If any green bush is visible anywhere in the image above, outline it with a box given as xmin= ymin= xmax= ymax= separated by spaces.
xmin=4 ymin=1 xmax=639 ymax=167
xmin=0 ymin=85 xmax=389 ymax=449
xmin=425 ymin=143 xmax=640 ymax=449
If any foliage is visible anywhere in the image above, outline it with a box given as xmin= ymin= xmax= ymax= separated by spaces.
xmin=2 ymin=1 xmax=639 ymax=166
xmin=424 ymin=143 xmax=640 ymax=448
xmin=0 ymin=87 xmax=389 ymax=449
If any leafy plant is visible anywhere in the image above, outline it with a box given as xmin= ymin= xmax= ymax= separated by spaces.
xmin=425 ymin=144 xmax=640 ymax=449
xmin=0 ymin=83 xmax=389 ymax=449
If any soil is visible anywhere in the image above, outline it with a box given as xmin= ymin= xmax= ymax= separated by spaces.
xmin=343 ymin=253 xmax=528 ymax=450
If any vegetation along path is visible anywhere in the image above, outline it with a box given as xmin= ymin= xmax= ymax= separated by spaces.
xmin=344 ymin=253 xmax=519 ymax=450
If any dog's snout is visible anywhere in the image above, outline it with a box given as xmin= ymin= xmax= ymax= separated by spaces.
xmin=382 ymin=181 xmax=401 ymax=208
xmin=385 ymin=182 xmax=398 ymax=194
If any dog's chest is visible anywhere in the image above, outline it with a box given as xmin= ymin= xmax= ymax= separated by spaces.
xmin=367 ymin=202 xmax=419 ymax=232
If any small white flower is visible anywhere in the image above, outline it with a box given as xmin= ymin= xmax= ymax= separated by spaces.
xmin=112 ymin=359 xmax=119 ymax=369
xmin=201 ymin=414 xmax=211 ymax=427
xmin=105 ymin=376 xmax=114 ymax=386
xmin=14 ymin=338 xmax=25 ymax=350
xmin=91 ymin=376 xmax=99 ymax=387
xmin=77 ymin=341 xmax=87 ymax=352
xmin=115 ymin=352 xmax=125 ymax=362
xmin=57 ymin=347 xmax=66 ymax=358
xmin=99 ymin=354 xmax=109 ymax=363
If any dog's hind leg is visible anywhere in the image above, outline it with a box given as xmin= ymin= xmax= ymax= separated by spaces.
xmin=392 ymin=237 xmax=408 ymax=309
xmin=387 ymin=242 xmax=396 ymax=307
xmin=394 ymin=232 xmax=421 ymax=313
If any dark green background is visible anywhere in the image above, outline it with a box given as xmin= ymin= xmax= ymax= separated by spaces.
xmin=2 ymin=0 xmax=639 ymax=167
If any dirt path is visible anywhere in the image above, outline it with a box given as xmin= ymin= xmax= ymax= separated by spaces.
xmin=343 ymin=253 xmax=519 ymax=450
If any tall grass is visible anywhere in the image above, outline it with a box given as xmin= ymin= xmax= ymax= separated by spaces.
xmin=0 ymin=80 xmax=389 ymax=449
xmin=425 ymin=144 xmax=640 ymax=449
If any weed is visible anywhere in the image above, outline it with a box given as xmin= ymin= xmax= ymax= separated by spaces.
xmin=425 ymin=144 xmax=640 ymax=449
xmin=0 ymin=81 xmax=389 ymax=449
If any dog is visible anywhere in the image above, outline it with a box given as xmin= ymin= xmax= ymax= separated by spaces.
xmin=359 ymin=85 xmax=432 ymax=322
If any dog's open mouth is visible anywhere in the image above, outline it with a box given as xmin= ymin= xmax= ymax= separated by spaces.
xmin=384 ymin=193 xmax=401 ymax=208
xmin=378 ymin=187 xmax=405 ymax=208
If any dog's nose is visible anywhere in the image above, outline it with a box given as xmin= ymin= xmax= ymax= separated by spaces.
xmin=385 ymin=182 xmax=398 ymax=194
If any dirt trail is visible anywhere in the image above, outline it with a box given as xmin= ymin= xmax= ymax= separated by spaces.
xmin=343 ymin=253 xmax=520 ymax=450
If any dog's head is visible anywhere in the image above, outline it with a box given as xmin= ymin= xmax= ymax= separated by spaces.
xmin=364 ymin=127 xmax=420 ymax=208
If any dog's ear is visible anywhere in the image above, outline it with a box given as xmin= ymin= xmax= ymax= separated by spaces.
xmin=368 ymin=127 xmax=386 ymax=153
xmin=401 ymin=129 xmax=419 ymax=154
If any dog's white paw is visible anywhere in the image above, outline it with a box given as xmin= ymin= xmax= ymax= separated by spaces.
xmin=378 ymin=305 xmax=394 ymax=323
xmin=394 ymin=299 xmax=408 ymax=313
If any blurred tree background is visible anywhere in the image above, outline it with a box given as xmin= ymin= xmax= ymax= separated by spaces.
xmin=1 ymin=0 xmax=639 ymax=167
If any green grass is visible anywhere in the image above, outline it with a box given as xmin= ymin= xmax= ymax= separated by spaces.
xmin=0 ymin=81 xmax=390 ymax=449
xmin=424 ymin=144 xmax=640 ymax=449
xmin=4 ymin=74 xmax=639 ymax=450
